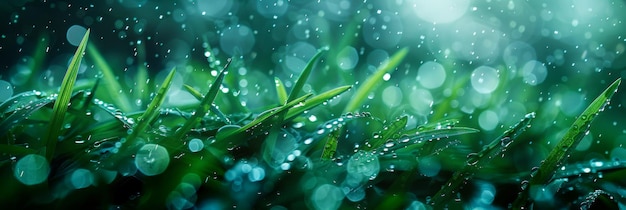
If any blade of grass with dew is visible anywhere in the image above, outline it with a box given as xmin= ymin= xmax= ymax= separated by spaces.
xmin=430 ymin=112 xmax=535 ymax=207
xmin=344 ymin=47 xmax=408 ymax=113
xmin=213 ymin=93 xmax=312 ymax=148
xmin=173 ymin=59 xmax=231 ymax=140
xmin=183 ymin=84 xmax=231 ymax=124
xmin=513 ymin=78 xmax=621 ymax=208
xmin=44 ymin=29 xmax=89 ymax=161
xmin=275 ymin=77 xmax=288 ymax=105
xmin=321 ymin=129 xmax=341 ymax=160
xmin=394 ymin=126 xmax=479 ymax=156
xmin=87 ymin=44 xmax=132 ymax=112
xmin=367 ymin=115 xmax=407 ymax=151
xmin=284 ymin=85 xmax=351 ymax=120
xmin=287 ymin=50 xmax=325 ymax=102
xmin=125 ymin=68 xmax=176 ymax=144
xmin=264 ymin=50 xmax=324 ymax=165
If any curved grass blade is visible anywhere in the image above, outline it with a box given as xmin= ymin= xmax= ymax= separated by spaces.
xmin=285 ymin=85 xmax=352 ymax=120
xmin=274 ymin=77 xmax=288 ymax=105
xmin=0 ymin=97 xmax=55 ymax=137
xmin=430 ymin=112 xmax=535 ymax=207
xmin=45 ymin=29 xmax=89 ymax=161
xmin=183 ymin=84 xmax=231 ymax=124
xmin=173 ymin=59 xmax=231 ymax=140
xmin=287 ymin=50 xmax=325 ymax=102
xmin=87 ymin=43 xmax=132 ymax=112
xmin=344 ymin=47 xmax=408 ymax=112
xmin=126 ymin=68 xmax=176 ymax=144
xmin=367 ymin=116 xmax=407 ymax=151
xmin=513 ymin=78 xmax=621 ymax=208
xmin=213 ymin=93 xmax=312 ymax=148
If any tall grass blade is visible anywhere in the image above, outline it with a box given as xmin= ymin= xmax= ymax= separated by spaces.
xmin=287 ymin=50 xmax=325 ymax=102
xmin=87 ymin=44 xmax=132 ymax=112
xmin=430 ymin=112 xmax=535 ymax=207
xmin=126 ymin=68 xmax=176 ymax=143
xmin=274 ymin=77 xmax=288 ymax=105
xmin=513 ymin=78 xmax=621 ymax=207
xmin=367 ymin=116 xmax=407 ymax=151
xmin=213 ymin=93 xmax=312 ymax=148
xmin=173 ymin=59 xmax=231 ymax=140
xmin=183 ymin=84 xmax=231 ymax=124
xmin=343 ymin=47 xmax=408 ymax=112
xmin=285 ymin=85 xmax=351 ymax=120
xmin=45 ymin=29 xmax=90 ymax=161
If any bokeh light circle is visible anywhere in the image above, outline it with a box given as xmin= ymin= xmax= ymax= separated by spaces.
xmin=135 ymin=144 xmax=170 ymax=176
xmin=417 ymin=61 xmax=446 ymax=89
xmin=471 ymin=66 xmax=500 ymax=94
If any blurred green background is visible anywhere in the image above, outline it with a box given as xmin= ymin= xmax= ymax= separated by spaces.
xmin=1 ymin=0 xmax=626 ymax=208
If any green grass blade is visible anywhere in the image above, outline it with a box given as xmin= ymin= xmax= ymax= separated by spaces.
xmin=287 ymin=50 xmax=325 ymax=102
xmin=173 ymin=60 xmax=231 ymax=140
xmin=367 ymin=116 xmax=407 ymax=151
xmin=45 ymin=29 xmax=90 ymax=161
xmin=430 ymin=112 xmax=535 ymax=207
xmin=87 ymin=44 xmax=133 ymax=112
xmin=343 ymin=47 xmax=408 ymax=112
xmin=321 ymin=129 xmax=341 ymax=160
xmin=213 ymin=93 xmax=312 ymax=148
xmin=285 ymin=85 xmax=352 ymax=120
xmin=183 ymin=84 xmax=231 ymax=124
xmin=514 ymin=78 xmax=621 ymax=207
xmin=274 ymin=77 xmax=288 ymax=105
xmin=0 ymin=97 xmax=55 ymax=137
xmin=126 ymin=68 xmax=176 ymax=143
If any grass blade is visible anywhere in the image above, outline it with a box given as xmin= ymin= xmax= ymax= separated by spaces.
xmin=44 ymin=29 xmax=89 ymax=161
xmin=126 ymin=68 xmax=176 ymax=143
xmin=87 ymin=44 xmax=133 ymax=112
xmin=213 ymin=93 xmax=312 ymax=148
xmin=285 ymin=85 xmax=352 ymax=120
xmin=183 ymin=84 xmax=231 ymax=124
xmin=287 ymin=50 xmax=325 ymax=102
xmin=274 ymin=77 xmax=288 ymax=105
xmin=513 ymin=78 xmax=621 ymax=207
xmin=430 ymin=112 xmax=535 ymax=207
xmin=173 ymin=59 xmax=231 ymax=140
xmin=321 ymin=129 xmax=341 ymax=160
xmin=367 ymin=116 xmax=407 ymax=151
xmin=343 ymin=47 xmax=408 ymax=112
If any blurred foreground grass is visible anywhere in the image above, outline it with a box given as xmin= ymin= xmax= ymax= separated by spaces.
xmin=1 ymin=31 xmax=626 ymax=209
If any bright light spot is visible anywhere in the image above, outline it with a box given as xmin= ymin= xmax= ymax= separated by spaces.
xmin=417 ymin=61 xmax=446 ymax=89
xmin=382 ymin=86 xmax=403 ymax=107
xmin=135 ymin=144 xmax=170 ymax=176
xmin=66 ymin=25 xmax=87 ymax=46
xmin=409 ymin=89 xmax=433 ymax=116
xmin=521 ymin=60 xmax=547 ymax=85
xmin=471 ymin=66 xmax=499 ymax=94
xmin=411 ymin=0 xmax=470 ymax=23
xmin=14 ymin=154 xmax=50 ymax=185
xmin=70 ymin=168 xmax=94 ymax=189
xmin=220 ymin=25 xmax=256 ymax=56
xmin=311 ymin=184 xmax=344 ymax=210
xmin=478 ymin=110 xmax=499 ymax=131
xmin=0 ymin=80 xmax=13 ymax=102
xmin=188 ymin=138 xmax=204 ymax=152
xmin=336 ymin=46 xmax=359 ymax=70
